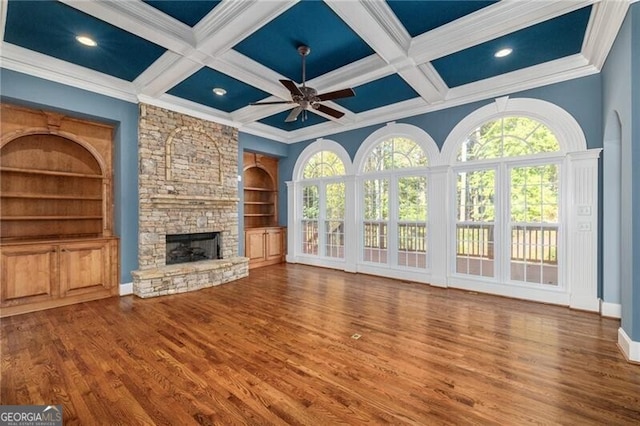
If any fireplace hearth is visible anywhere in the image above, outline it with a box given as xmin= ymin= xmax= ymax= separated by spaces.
xmin=166 ymin=232 xmax=221 ymax=265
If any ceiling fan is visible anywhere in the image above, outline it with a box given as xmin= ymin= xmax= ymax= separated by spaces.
xmin=250 ymin=45 xmax=355 ymax=123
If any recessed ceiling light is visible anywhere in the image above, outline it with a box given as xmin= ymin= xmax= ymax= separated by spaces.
xmin=212 ymin=88 xmax=227 ymax=96
xmin=76 ymin=35 xmax=97 ymax=47
xmin=494 ymin=48 xmax=513 ymax=58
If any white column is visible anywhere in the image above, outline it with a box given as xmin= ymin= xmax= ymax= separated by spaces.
xmin=343 ymin=175 xmax=357 ymax=272
xmin=429 ymin=165 xmax=449 ymax=287
xmin=285 ymin=181 xmax=297 ymax=263
xmin=566 ymin=149 xmax=602 ymax=311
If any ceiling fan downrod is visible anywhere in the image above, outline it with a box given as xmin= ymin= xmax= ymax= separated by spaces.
xmin=298 ymin=45 xmax=310 ymax=89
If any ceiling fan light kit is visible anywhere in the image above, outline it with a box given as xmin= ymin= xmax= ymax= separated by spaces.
xmin=250 ymin=45 xmax=355 ymax=123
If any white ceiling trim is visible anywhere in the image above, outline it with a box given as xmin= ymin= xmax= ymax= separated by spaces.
xmin=410 ymin=0 xmax=596 ymax=63
xmin=135 ymin=52 xmax=201 ymax=97
xmin=140 ymin=93 xmax=237 ymax=129
xmin=0 ymin=0 xmax=8 ymax=45
xmin=326 ymin=0 xmax=409 ymax=66
xmin=195 ymin=0 xmax=297 ymax=56
xmin=1 ymin=43 xmax=138 ymax=103
xmin=60 ymin=0 xmax=195 ymax=55
xmin=581 ymin=0 xmax=630 ymax=69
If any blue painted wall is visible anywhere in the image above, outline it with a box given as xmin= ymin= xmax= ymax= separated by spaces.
xmin=1 ymin=69 xmax=139 ymax=284
xmin=602 ymin=3 xmax=639 ymax=342
xmin=632 ymin=2 xmax=640 ymax=344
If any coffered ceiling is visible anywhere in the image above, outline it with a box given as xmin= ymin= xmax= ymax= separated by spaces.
xmin=0 ymin=0 xmax=630 ymax=143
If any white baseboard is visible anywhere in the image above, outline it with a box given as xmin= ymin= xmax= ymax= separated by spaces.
xmin=618 ymin=328 xmax=640 ymax=363
xmin=600 ymin=300 xmax=622 ymax=318
xmin=120 ymin=282 xmax=133 ymax=296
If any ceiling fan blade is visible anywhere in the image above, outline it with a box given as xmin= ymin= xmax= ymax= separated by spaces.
xmin=316 ymin=88 xmax=355 ymax=102
xmin=285 ymin=106 xmax=303 ymax=122
xmin=279 ymin=79 xmax=303 ymax=97
xmin=313 ymin=103 xmax=345 ymax=119
xmin=250 ymin=101 xmax=293 ymax=105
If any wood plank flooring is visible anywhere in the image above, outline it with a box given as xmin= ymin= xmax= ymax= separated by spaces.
xmin=1 ymin=263 xmax=639 ymax=425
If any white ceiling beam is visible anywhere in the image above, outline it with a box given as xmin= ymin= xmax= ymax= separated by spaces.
xmin=326 ymin=0 xmax=445 ymax=105
xmin=582 ymin=0 xmax=630 ymax=70
xmin=410 ymin=0 xmax=597 ymax=63
xmin=195 ymin=0 xmax=298 ymax=56
xmin=0 ymin=0 xmax=8 ymax=44
xmin=135 ymin=53 xmax=203 ymax=97
xmin=59 ymin=0 xmax=195 ymax=55
xmin=1 ymin=43 xmax=138 ymax=102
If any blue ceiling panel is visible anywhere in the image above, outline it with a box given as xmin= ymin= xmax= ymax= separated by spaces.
xmin=3 ymin=0 xmax=166 ymax=82
xmin=387 ymin=0 xmax=497 ymax=38
xmin=233 ymin=1 xmax=374 ymax=81
xmin=143 ymin=1 xmax=221 ymax=27
xmin=334 ymin=74 xmax=419 ymax=113
xmin=432 ymin=6 xmax=593 ymax=88
xmin=168 ymin=67 xmax=271 ymax=113
xmin=259 ymin=109 xmax=329 ymax=131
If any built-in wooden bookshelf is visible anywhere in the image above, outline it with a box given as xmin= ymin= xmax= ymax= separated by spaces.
xmin=0 ymin=104 xmax=119 ymax=317
xmin=243 ymin=152 xmax=285 ymax=268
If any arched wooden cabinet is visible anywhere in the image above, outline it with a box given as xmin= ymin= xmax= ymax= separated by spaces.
xmin=243 ymin=152 xmax=285 ymax=269
xmin=0 ymin=104 xmax=119 ymax=317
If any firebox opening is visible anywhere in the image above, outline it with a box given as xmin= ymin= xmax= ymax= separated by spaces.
xmin=166 ymin=232 xmax=222 ymax=265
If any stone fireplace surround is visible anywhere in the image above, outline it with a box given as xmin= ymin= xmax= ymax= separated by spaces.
xmin=132 ymin=104 xmax=248 ymax=298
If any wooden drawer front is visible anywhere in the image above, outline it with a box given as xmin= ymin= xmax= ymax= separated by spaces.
xmin=1 ymin=245 xmax=57 ymax=305
xmin=59 ymin=241 xmax=109 ymax=296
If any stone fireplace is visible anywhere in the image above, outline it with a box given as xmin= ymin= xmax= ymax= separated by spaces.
xmin=166 ymin=232 xmax=222 ymax=265
xmin=132 ymin=104 xmax=248 ymax=298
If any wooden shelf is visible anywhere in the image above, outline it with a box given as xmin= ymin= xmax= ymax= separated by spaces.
xmin=244 ymin=201 xmax=272 ymax=205
xmin=244 ymin=213 xmax=275 ymax=217
xmin=1 ymin=192 xmax=102 ymax=200
xmin=0 ymin=166 xmax=103 ymax=179
xmin=2 ymin=216 xmax=102 ymax=221
xmin=244 ymin=186 xmax=276 ymax=192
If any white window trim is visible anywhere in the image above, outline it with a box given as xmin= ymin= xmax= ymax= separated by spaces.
xmin=442 ymin=97 xmax=599 ymax=310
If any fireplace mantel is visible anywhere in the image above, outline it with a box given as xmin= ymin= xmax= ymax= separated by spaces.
xmin=149 ymin=194 xmax=239 ymax=208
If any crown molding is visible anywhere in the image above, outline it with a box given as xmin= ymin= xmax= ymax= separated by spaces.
xmin=195 ymin=0 xmax=297 ymax=56
xmin=582 ymin=0 xmax=630 ymax=70
xmin=139 ymin=93 xmax=238 ymax=129
xmin=0 ymin=0 xmax=8 ymax=43
xmin=410 ymin=0 xmax=596 ymax=63
xmin=59 ymin=0 xmax=194 ymax=55
xmin=135 ymin=52 xmax=201 ymax=97
xmin=1 ymin=43 xmax=138 ymax=103
xmin=325 ymin=0 xmax=409 ymax=66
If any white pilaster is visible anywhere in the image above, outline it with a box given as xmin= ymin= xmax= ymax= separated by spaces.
xmin=286 ymin=181 xmax=297 ymax=263
xmin=344 ymin=175 xmax=358 ymax=273
xmin=429 ymin=165 xmax=450 ymax=287
xmin=567 ymin=149 xmax=602 ymax=311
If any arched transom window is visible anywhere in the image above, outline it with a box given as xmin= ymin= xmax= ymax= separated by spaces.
xmin=303 ymin=150 xmax=346 ymax=178
xmin=458 ymin=117 xmax=560 ymax=161
xmin=364 ymin=137 xmax=427 ymax=172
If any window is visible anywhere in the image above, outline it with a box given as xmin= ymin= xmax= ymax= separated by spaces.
xmin=361 ymin=137 xmax=428 ymax=268
xmin=454 ymin=116 xmax=561 ymax=286
xmin=299 ymin=149 xmax=347 ymax=260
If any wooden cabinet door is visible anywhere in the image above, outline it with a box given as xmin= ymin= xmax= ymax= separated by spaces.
xmin=245 ymin=230 xmax=266 ymax=262
xmin=59 ymin=240 xmax=111 ymax=298
xmin=0 ymin=244 xmax=58 ymax=306
xmin=266 ymin=228 xmax=284 ymax=261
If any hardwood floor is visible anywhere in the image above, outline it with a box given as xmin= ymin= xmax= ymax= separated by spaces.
xmin=2 ymin=263 xmax=639 ymax=425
